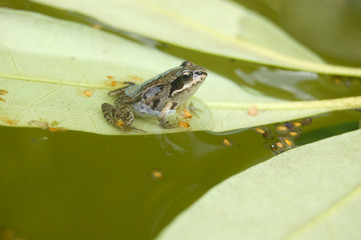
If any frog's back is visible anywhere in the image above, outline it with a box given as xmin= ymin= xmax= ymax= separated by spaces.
xmin=128 ymin=83 xmax=174 ymax=118
xmin=123 ymin=66 xmax=182 ymax=117
xmin=125 ymin=66 xmax=181 ymax=98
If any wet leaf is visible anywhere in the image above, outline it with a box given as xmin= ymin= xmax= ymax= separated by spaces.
xmin=157 ymin=129 xmax=361 ymax=240
xmin=34 ymin=0 xmax=361 ymax=77
xmin=0 ymin=9 xmax=209 ymax=135
xmin=1 ymin=9 xmax=361 ymax=135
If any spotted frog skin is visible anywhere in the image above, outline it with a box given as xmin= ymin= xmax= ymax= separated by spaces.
xmin=101 ymin=61 xmax=207 ymax=131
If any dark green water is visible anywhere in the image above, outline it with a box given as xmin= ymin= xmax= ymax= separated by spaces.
xmin=1 ymin=1 xmax=361 ymax=239
xmin=2 ymin=126 xmax=261 ymax=240
xmin=1 ymin=110 xmax=360 ymax=240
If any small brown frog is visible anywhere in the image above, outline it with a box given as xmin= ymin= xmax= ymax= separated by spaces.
xmin=101 ymin=61 xmax=207 ymax=131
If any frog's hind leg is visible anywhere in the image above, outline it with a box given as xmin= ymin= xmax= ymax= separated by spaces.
xmin=101 ymin=103 xmax=146 ymax=133
xmin=101 ymin=103 xmax=133 ymax=128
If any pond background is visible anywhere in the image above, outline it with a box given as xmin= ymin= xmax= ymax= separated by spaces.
xmin=1 ymin=0 xmax=361 ymax=239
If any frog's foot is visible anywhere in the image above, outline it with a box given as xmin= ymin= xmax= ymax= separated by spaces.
xmin=123 ymin=81 xmax=136 ymax=86
xmin=158 ymin=117 xmax=178 ymax=129
xmin=102 ymin=103 xmax=127 ymax=127
xmin=124 ymin=125 xmax=147 ymax=133
xmin=101 ymin=103 xmax=145 ymax=132
xmin=187 ymin=102 xmax=202 ymax=118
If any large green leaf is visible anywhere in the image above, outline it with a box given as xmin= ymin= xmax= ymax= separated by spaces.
xmin=157 ymin=128 xmax=361 ymax=239
xmin=34 ymin=0 xmax=361 ymax=77
xmin=1 ymin=9 xmax=361 ymax=135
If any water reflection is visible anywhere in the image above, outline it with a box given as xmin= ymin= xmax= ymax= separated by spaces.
xmin=235 ymin=67 xmax=319 ymax=100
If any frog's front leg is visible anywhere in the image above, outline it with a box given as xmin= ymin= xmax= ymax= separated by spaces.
xmin=158 ymin=100 xmax=178 ymax=129
xmin=108 ymin=86 xmax=127 ymax=97
xmin=107 ymin=82 xmax=135 ymax=97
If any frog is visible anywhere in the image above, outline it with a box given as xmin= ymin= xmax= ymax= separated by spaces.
xmin=101 ymin=60 xmax=207 ymax=131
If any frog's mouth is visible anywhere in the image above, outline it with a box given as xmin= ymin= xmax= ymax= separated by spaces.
xmin=194 ymin=70 xmax=207 ymax=82
xmin=171 ymin=70 xmax=208 ymax=104
xmin=182 ymin=70 xmax=207 ymax=91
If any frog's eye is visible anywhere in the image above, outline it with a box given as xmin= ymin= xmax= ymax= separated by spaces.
xmin=181 ymin=71 xmax=192 ymax=81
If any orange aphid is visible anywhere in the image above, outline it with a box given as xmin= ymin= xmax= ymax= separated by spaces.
xmin=84 ymin=91 xmax=92 ymax=97
xmin=276 ymin=142 xmax=285 ymax=148
xmin=289 ymin=132 xmax=298 ymax=137
xmin=284 ymin=138 xmax=293 ymax=146
xmin=0 ymin=89 xmax=8 ymax=95
xmin=151 ymin=169 xmax=163 ymax=179
xmin=84 ymin=89 xmax=94 ymax=97
xmin=0 ymin=117 xmax=19 ymax=126
xmin=5 ymin=120 xmax=19 ymax=126
xmin=107 ymin=75 xmax=115 ymax=79
xmin=103 ymin=79 xmax=123 ymax=87
xmin=77 ymin=88 xmax=94 ymax=97
xmin=48 ymin=127 xmax=67 ymax=132
xmin=48 ymin=127 xmax=59 ymax=132
xmin=293 ymin=122 xmax=302 ymax=127
xmin=0 ymin=97 xmax=6 ymax=102
xmin=178 ymin=121 xmax=190 ymax=128
xmin=222 ymin=138 xmax=233 ymax=147
xmin=111 ymin=81 xmax=118 ymax=86
xmin=276 ymin=126 xmax=288 ymax=131
xmin=248 ymin=106 xmax=258 ymax=116
xmin=116 ymin=120 xmax=125 ymax=127
xmin=181 ymin=109 xmax=192 ymax=119
xmin=255 ymin=127 xmax=266 ymax=135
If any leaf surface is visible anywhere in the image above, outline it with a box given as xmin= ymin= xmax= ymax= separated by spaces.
xmin=157 ymin=129 xmax=361 ymax=240
xmin=34 ymin=0 xmax=361 ymax=77
xmin=1 ymin=9 xmax=361 ymax=134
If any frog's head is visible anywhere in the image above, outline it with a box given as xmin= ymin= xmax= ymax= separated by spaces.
xmin=170 ymin=61 xmax=207 ymax=104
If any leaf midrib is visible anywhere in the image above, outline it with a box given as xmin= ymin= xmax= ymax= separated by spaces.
xmin=2 ymin=73 xmax=361 ymax=111
xmin=0 ymin=73 xmax=111 ymax=89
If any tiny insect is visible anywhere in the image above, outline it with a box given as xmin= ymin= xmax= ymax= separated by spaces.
xmin=181 ymin=109 xmax=193 ymax=119
xmin=151 ymin=169 xmax=163 ymax=179
xmin=248 ymin=106 xmax=258 ymax=116
xmin=77 ymin=89 xmax=94 ymax=97
xmin=0 ymin=89 xmax=8 ymax=95
xmin=222 ymin=138 xmax=233 ymax=147
xmin=178 ymin=121 xmax=190 ymax=128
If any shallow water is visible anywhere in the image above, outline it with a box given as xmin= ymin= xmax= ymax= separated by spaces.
xmin=1 ymin=1 xmax=361 ymax=239
xmin=1 ymin=110 xmax=360 ymax=239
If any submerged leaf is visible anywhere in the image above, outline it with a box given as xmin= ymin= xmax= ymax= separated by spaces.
xmin=157 ymin=129 xmax=361 ymax=240
xmin=1 ymin=9 xmax=361 ymax=135
xmin=34 ymin=0 xmax=361 ymax=77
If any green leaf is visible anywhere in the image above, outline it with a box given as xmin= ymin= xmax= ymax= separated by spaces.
xmin=156 ymin=129 xmax=361 ymax=240
xmin=1 ymin=9 xmax=361 ymax=135
xmin=34 ymin=0 xmax=361 ymax=77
